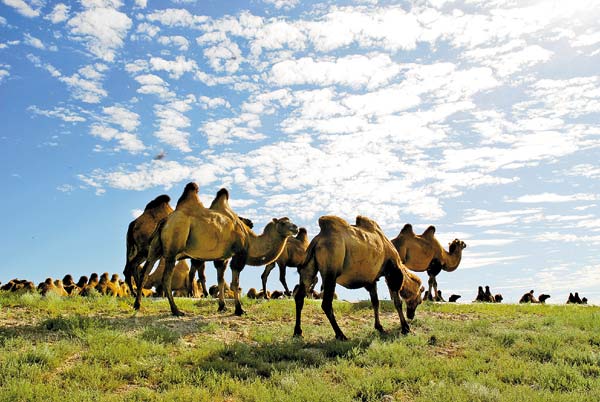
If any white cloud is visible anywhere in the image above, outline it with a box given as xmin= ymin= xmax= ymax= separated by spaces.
xmin=157 ymin=35 xmax=189 ymax=51
xmin=566 ymin=164 xmax=600 ymax=180
xmin=2 ymin=0 xmax=41 ymax=18
xmin=198 ymin=96 xmax=230 ymax=109
xmin=270 ymin=53 xmax=401 ymax=89
xmin=23 ymin=33 xmax=45 ymax=49
xmin=135 ymin=73 xmax=175 ymax=99
xmin=60 ymin=64 xmax=108 ymax=103
xmin=262 ymin=0 xmax=298 ymax=9
xmin=102 ymin=106 xmax=139 ymax=131
xmin=46 ymin=3 xmax=69 ymax=23
xmin=134 ymin=0 xmax=147 ymax=9
xmin=460 ymin=208 xmax=543 ymax=227
xmin=28 ymin=105 xmax=86 ymax=122
xmin=134 ymin=22 xmax=160 ymax=39
xmin=153 ymin=95 xmax=196 ymax=152
xmin=90 ymin=124 xmax=145 ymax=153
xmin=0 ymin=65 xmax=9 ymax=83
xmin=146 ymin=8 xmax=208 ymax=28
xmin=149 ymin=56 xmax=197 ymax=79
xmin=67 ymin=3 xmax=132 ymax=62
xmin=508 ymin=193 xmax=598 ymax=203
xmin=202 ymin=38 xmax=243 ymax=73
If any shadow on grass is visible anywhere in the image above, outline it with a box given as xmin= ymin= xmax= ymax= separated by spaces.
xmin=197 ymin=337 xmax=374 ymax=380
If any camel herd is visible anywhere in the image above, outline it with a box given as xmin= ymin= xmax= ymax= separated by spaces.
xmin=0 ymin=182 xmax=592 ymax=339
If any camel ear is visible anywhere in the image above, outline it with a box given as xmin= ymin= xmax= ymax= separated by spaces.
xmin=272 ymin=218 xmax=278 ymax=223
xmin=420 ymin=286 xmax=425 ymax=292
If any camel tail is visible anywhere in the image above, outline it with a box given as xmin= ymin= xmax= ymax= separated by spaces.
xmin=126 ymin=221 xmax=137 ymax=262
xmin=299 ymin=236 xmax=319 ymax=273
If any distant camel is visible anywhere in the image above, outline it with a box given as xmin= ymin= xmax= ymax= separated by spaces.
xmin=484 ymin=286 xmax=495 ymax=303
xmin=261 ymin=227 xmax=309 ymax=297
xmin=144 ymin=259 xmax=197 ymax=297
xmin=294 ymin=215 xmax=423 ymax=340
xmin=475 ymin=286 xmax=486 ymax=302
xmin=519 ymin=290 xmax=538 ymax=303
xmin=538 ymin=294 xmax=551 ymax=303
xmin=135 ymin=183 xmax=298 ymax=316
xmin=391 ymin=224 xmax=466 ymax=301
xmin=436 ymin=290 xmax=446 ymax=302
xmin=123 ymin=194 xmax=173 ymax=297
xmin=494 ymin=294 xmax=503 ymax=303
xmin=79 ymin=273 xmax=99 ymax=297
xmin=448 ymin=294 xmax=461 ymax=302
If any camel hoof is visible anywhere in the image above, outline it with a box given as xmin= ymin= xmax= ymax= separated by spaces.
xmin=234 ymin=307 xmax=246 ymax=316
xmin=293 ymin=329 xmax=303 ymax=338
xmin=401 ymin=325 xmax=410 ymax=335
xmin=217 ymin=303 xmax=227 ymax=313
xmin=335 ymin=333 xmax=348 ymax=341
xmin=172 ymin=310 xmax=185 ymax=317
xmin=375 ymin=324 xmax=385 ymax=333
xmin=133 ymin=301 xmax=141 ymax=310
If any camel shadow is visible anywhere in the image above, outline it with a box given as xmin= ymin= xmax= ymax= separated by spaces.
xmin=197 ymin=337 xmax=372 ymax=379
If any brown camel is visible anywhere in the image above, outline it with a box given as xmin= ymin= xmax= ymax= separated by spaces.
xmin=294 ymin=215 xmax=423 ymax=340
xmin=134 ymin=182 xmax=298 ymax=316
xmin=144 ymin=259 xmax=194 ymax=297
xmin=494 ymin=294 xmax=503 ymax=303
xmin=40 ymin=278 xmax=68 ymax=297
xmin=79 ymin=273 xmax=99 ymax=296
xmin=538 ymin=294 xmax=550 ymax=303
xmin=475 ymin=285 xmax=486 ymax=302
xmin=448 ymin=294 xmax=461 ymax=302
xmin=391 ymin=224 xmax=466 ymax=301
xmin=484 ymin=286 xmax=495 ymax=302
xmin=185 ymin=188 xmax=254 ymax=298
xmin=519 ymin=290 xmax=538 ymax=303
xmin=260 ymin=227 xmax=309 ymax=298
xmin=123 ymin=194 xmax=174 ymax=297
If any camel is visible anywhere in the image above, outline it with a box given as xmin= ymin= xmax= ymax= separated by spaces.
xmin=185 ymin=189 xmax=255 ymax=298
xmin=448 ymin=294 xmax=461 ymax=302
xmin=134 ymin=182 xmax=298 ymax=316
xmin=519 ymin=290 xmax=538 ymax=303
xmin=123 ymin=194 xmax=174 ymax=297
xmin=270 ymin=290 xmax=285 ymax=299
xmin=294 ymin=215 xmax=423 ymax=340
xmin=484 ymin=286 xmax=495 ymax=302
xmin=260 ymin=227 xmax=309 ymax=297
xmin=538 ymin=294 xmax=551 ymax=303
xmin=79 ymin=273 xmax=99 ymax=297
xmin=246 ymin=288 xmax=258 ymax=299
xmin=494 ymin=294 xmax=503 ymax=303
xmin=40 ymin=278 xmax=68 ymax=297
xmin=475 ymin=286 xmax=486 ymax=302
xmin=391 ymin=224 xmax=466 ymax=301
xmin=143 ymin=259 xmax=195 ymax=297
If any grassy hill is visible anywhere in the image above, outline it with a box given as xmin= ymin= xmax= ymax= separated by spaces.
xmin=0 ymin=292 xmax=599 ymax=402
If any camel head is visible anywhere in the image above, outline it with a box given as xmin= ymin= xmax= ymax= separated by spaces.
xmin=406 ymin=285 xmax=425 ymax=320
xmin=449 ymin=239 xmax=467 ymax=253
xmin=62 ymin=274 xmax=74 ymax=286
xmin=238 ymin=216 xmax=254 ymax=229
xmin=269 ymin=217 xmax=299 ymax=238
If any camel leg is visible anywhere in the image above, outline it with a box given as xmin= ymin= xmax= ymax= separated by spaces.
xmin=215 ymin=260 xmax=227 ymax=312
xmin=278 ymin=263 xmax=291 ymax=296
xmin=261 ymin=262 xmax=275 ymax=299
xmin=293 ymin=262 xmax=317 ymax=338
xmin=190 ymin=259 xmax=207 ymax=297
xmin=427 ymin=275 xmax=436 ymax=301
xmin=123 ymin=253 xmax=145 ymax=298
xmin=385 ymin=261 xmax=409 ymax=334
xmin=321 ymin=273 xmax=346 ymax=341
xmin=365 ymin=283 xmax=384 ymax=333
xmin=162 ymin=256 xmax=184 ymax=317
xmin=230 ymin=253 xmax=246 ymax=316
xmin=134 ymin=255 xmax=158 ymax=310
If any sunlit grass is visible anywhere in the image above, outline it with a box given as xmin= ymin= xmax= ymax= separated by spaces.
xmin=0 ymin=291 xmax=599 ymax=401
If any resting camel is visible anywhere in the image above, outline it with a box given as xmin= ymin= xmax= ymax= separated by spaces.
xmin=144 ymin=259 xmax=196 ymax=297
xmin=391 ymin=224 xmax=466 ymax=301
xmin=123 ymin=194 xmax=174 ymax=297
xmin=475 ymin=286 xmax=486 ymax=302
xmin=448 ymin=294 xmax=461 ymax=302
xmin=260 ymin=227 xmax=309 ymax=297
xmin=40 ymin=278 xmax=68 ymax=297
xmin=294 ymin=215 xmax=423 ymax=340
xmin=484 ymin=286 xmax=495 ymax=302
xmin=134 ymin=182 xmax=298 ymax=316
xmin=538 ymin=294 xmax=551 ymax=303
xmin=519 ymin=290 xmax=538 ymax=303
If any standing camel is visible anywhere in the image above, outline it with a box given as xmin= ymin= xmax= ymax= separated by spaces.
xmin=134 ymin=182 xmax=298 ymax=316
xmin=260 ymin=227 xmax=309 ymax=297
xmin=123 ymin=194 xmax=173 ymax=296
xmin=391 ymin=224 xmax=466 ymax=301
xmin=294 ymin=215 xmax=423 ymax=340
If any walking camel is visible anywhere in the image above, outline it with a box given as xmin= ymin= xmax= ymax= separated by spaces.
xmin=294 ymin=215 xmax=423 ymax=340
xmin=391 ymin=224 xmax=466 ymax=301
xmin=134 ymin=182 xmax=298 ymax=316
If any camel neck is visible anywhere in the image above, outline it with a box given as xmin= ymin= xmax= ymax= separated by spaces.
xmin=246 ymin=229 xmax=288 ymax=266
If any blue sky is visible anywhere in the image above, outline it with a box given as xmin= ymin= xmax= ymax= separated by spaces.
xmin=1 ymin=0 xmax=599 ymax=303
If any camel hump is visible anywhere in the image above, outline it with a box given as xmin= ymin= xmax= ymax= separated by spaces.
xmin=422 ymin=225 xmax=436 ymax=239
xmin=296 ymin=227 xmax=308 ymax=240
xmin=400 ymin=223 xmax=414 ymax=236
xmin=318 ymin=216 xmax=349 ymax=232
xmin=209 ymin=188 xmax=231 ymax=210
xmin=144 ymin=194 xmax=171 ymax=211
xmin=355 ymin=215 xmax=380 ymax=232
xmin=176 ymin=182 xmax=201 ymax=209
xmin=216 ymin=188 xmax=229 ymax=200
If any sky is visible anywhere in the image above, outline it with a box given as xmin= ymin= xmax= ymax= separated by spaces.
xmin=0 ymin=0 xmax=599 ymax=304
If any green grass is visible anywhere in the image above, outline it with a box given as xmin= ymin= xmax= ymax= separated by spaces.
xmin=1 ymin=292 xmax=599 ymax=401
